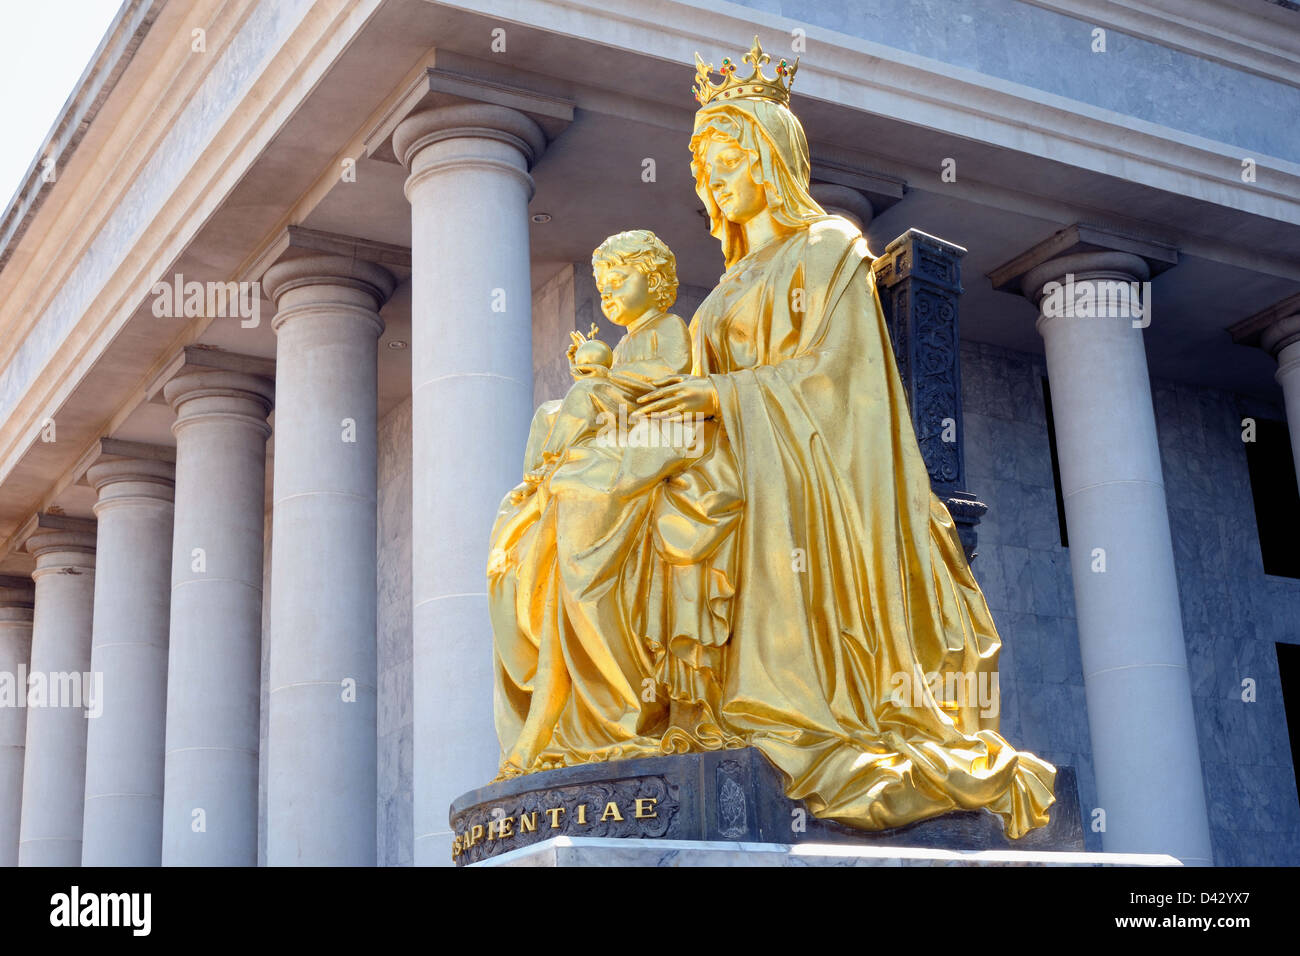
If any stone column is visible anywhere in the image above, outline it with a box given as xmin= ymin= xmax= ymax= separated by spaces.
xmin=18 ymin=521 xmax=96 ymax=866
xmin=1019 ymin=251 xmax=1212 ymax=865
xmin=393 ymin=104 xmax=546 ymax=864
xmin=810 ymin=183 xmax=874 ymax=231
xmin=81 ymin=457 xmax=174 ymax=866
xmin=262 ymin=255 xmax=394 ymax=866
xmin=161 ymin=370 xmax=273 ymax=866
xmin=1259 ymin=314 xmax=1300 ymax=480
xmin=0 ymin=577 xmax=34 ymax=867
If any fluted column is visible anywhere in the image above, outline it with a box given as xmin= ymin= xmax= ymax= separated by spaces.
xmin=161 ymin=370 xmax=273 ymax=866
xmin=393 ymin=104 xmax=545 ymax=864
xmin=81 ymin=457 xmax=174 ymax=865
xmin=1259 ymin=314 xmax=1300 ymax=480
xmin=263 ymin=255 xmax=394 ymax=866
xmin=0 ymin=577 xmax=34 ymax=866
xmin=18 ymin=524 xmax=96 ymax=866
xmin=1020 ymin=251 xmax=1212 ymax=865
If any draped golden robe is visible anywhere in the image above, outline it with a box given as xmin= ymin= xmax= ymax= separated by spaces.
xmin=490 ymin=83 xmax=1057 ymax=835
xmin=696 ymin=217 xmax=1056 ymax=835
xmin=489 ymin=214 xmax=1056 ymax=837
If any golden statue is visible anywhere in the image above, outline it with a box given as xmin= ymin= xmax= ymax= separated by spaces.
xmin=487 ymin=38 xmax=1057 ymax=838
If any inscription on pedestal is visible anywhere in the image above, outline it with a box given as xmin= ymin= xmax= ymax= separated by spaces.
xmin=449 ymin=749 xmax=1084 ymax=866
xmin=451 ymin=774 xmax=682 ymax=864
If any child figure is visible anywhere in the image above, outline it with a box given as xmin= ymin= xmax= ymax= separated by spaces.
xmin=502 ymin=229 xmax=691 ymax=774
xmin=516 ymin=229 xmax=692 ymax=497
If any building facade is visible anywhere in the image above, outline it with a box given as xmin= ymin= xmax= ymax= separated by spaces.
xmin=0 ymin=0 xmax=1297 ymax=867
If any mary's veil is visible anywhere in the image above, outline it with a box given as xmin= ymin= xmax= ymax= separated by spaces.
xmin=689 ymin=98 xmax=831 ymax=270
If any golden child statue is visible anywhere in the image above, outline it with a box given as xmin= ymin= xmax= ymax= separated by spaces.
xmin=513 ymin=229 xmax=693 ymax=504
xmin=498 ymin=230 xmax=693 ymax=773
xmin=487 ymin=38 xmax=1056 ymax=837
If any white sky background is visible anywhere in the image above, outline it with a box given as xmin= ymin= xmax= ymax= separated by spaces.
xmin=0 ymin=1 xmax=124 ymax=210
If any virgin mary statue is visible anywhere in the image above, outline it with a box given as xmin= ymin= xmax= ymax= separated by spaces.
xmin=488 ymin=39 xmax=1057 ymax=837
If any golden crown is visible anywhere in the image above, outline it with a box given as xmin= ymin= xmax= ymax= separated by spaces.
xmin=693 ymin=36 xmax=799 ymax=108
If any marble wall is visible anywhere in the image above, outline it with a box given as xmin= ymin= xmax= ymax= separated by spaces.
xmin=377 ymin=397 xmax=414 ymax=866
xmin=962 ymin=339 xmax=1300 ymax=865
xmin=959 ymin=342 xmax=1096 ymax=847
xmin=1152 ymin=376 xmax=1300 ymax=867
xmin=533 ymin=265 xmax=578 ymax=407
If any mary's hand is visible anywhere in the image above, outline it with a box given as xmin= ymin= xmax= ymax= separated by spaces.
xmin=634 ymin=376 xmax=719 ymax=419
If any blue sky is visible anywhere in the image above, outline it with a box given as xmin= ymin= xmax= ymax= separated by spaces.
xmin=0 ymin=1 xmax=123 ymax=212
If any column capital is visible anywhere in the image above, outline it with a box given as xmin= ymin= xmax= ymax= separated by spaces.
xmin=1020 ymin=250 xmax=1151 ymax=306
xmin=809 ymin=157 xmax=905 ymax=223
xmin=809 ymin=184 xmax=875 ymax=230
xmin=394 ymin=105 xmax=547 ymax=202
xmin=87 ymin=457 xmax=176 ymax=512
xmin=1228 ymin=291 xmax=1300 ymax=360
xmin=368 ymin=63 xmax=572 ymax=165
xmin=24 ymin=516 xmax=97 ymax=577
xmin=989 ymin=223 xmax=1178 ymax=303
xmin=394 ymin=104 xmax=548 ymax=168
xmin=0 ymin=574 xmax=34 ymax=614
xmin=163 ymin=368 xmax=275 ymax=439
xmin=264 ymin=253 xmax=396 ymax=323
xmin=1264 ymin=315 xmax=1300 ymax=362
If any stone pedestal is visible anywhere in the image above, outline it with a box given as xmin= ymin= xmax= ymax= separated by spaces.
xmin=484 ymin=835 xmax=1180 ymax=867
xmin=449 ymin=748 xmax=1084 ymax=867
xmin=872 ymin=229 xmax=987 ymax=559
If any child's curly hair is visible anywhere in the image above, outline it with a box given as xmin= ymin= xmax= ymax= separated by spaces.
xmin=591 ymin=229 xmax=679 ymax=310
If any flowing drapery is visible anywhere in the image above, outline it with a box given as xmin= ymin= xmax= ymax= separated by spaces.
xmin=487 ymin=97 xmax=1056 ymax=838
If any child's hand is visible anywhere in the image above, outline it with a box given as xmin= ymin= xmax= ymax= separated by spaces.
xmin=570 ymin=362 xmax=608 ymax=380
xmin=565 ymin=330 xmax=585 ymax=364
xmin=566 ymin=333 xmax=606 ymax=377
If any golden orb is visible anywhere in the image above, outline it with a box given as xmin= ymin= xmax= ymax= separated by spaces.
xmin=573 ymin=338 xmax=613 ymax=367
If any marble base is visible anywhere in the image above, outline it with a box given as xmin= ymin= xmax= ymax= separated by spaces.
xmin=478 ymin=836 xmax=1182 ymax=867
xmin=450 ymin=747 xmax=1085 ymax=866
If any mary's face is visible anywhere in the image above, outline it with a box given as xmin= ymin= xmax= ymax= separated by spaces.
xmin=702 ymin=136 xmax=766 ymax=224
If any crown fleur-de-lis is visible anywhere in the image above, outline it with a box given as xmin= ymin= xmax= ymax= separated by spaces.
xmin=693 ymin=36 xmax=799 ymax=108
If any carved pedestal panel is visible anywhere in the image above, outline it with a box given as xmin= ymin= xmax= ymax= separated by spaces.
xmin=449 ymin=748 xmax=1084 ymax=865
xmin=873 ymin=228 xmax=989 ymax=559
